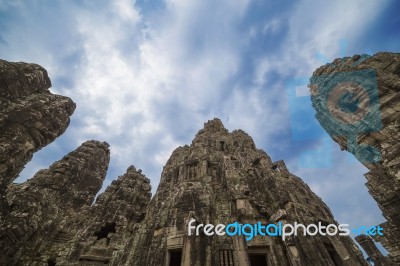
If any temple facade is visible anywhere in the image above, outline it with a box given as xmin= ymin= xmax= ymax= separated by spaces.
xmin=0 ymin=58 xmax=385 ymax=265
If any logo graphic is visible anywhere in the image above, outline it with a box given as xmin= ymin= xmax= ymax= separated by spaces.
xmin=188 ymin=219 xmax=384 ymax=242
xmin=286 ymin=40 xmax=381 ymax=167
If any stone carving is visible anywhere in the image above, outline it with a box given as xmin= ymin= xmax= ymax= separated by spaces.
xmin=121 ymin=118 xmax=367 ymax=266
xmin=0 ymin=60 xmax=75 ymax=188
xmin=0 ymin=59 xmax=75 ymax=220
xmin=355 ymin=235 xmax=394 ymax=266
xmin=309 ymin=52 xmax=400 ymax=265
xmin=0 ymin=140 xmax=110 ymax=264
xmin=0 ymin=59 xmax=372 ymax=265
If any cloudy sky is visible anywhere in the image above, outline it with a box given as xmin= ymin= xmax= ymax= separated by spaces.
xmin=1 ymin=0 xmax=399 ymax=254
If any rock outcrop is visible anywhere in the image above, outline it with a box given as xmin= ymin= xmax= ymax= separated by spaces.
xmin=0 ymin=59 xmax=373 ymax=265
xmin=309 ymin=52 xmax=400 ymax=264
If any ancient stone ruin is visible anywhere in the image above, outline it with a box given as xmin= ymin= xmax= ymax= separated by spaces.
xmin=309 ymin=52 xmax=400 ymax=265
xmin=0 ymin=56 xmax=396 ymax=265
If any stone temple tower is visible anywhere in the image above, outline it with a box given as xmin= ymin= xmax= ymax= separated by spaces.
xmin=309 ymin=52 xmax=400 ymax=265
xmin=0 ymin=59 xmax=370 ymax=265
xmin=120 ymin=118 xmax=367 ymax=266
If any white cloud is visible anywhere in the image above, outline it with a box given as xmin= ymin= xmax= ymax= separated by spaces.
xmin=71 ymin=0 xmax=389 ymax=191
xmin=45 ymin=0 xmax=252 ymax=189
xmin=289 ymin=147 xmax=386 ymax=228
xmin=250 ymin=0 xmax=390 ymax=86
xmin=262 ymin=18 xmax=281 ymax=35
xmin=113 ymin=0 xmax=141 ymax=23
xmin=1 ymin=0 xmax=392 ymax=244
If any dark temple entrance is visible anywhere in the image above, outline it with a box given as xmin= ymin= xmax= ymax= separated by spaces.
xmin=249 ymin=254 xmax=268 ymax=266
xmin=168 ymin=249 xmax=182 ymax=266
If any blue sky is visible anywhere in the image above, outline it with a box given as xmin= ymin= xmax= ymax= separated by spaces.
xmin=1 ymin=0 xmax=399 ymax=254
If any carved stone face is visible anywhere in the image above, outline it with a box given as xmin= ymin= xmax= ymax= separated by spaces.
xmin=51 ymin=160 xmax=70 ymax=176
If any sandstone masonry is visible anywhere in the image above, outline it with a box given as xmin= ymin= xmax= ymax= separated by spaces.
xmin=309 ymin=52 xmax=400 ymax=265
xmin=0 ymin=59 xmax=377 ymax=265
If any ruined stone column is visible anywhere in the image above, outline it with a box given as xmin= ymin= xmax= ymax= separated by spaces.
xmin=355 ymin=234 xmax=394 ymax=266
